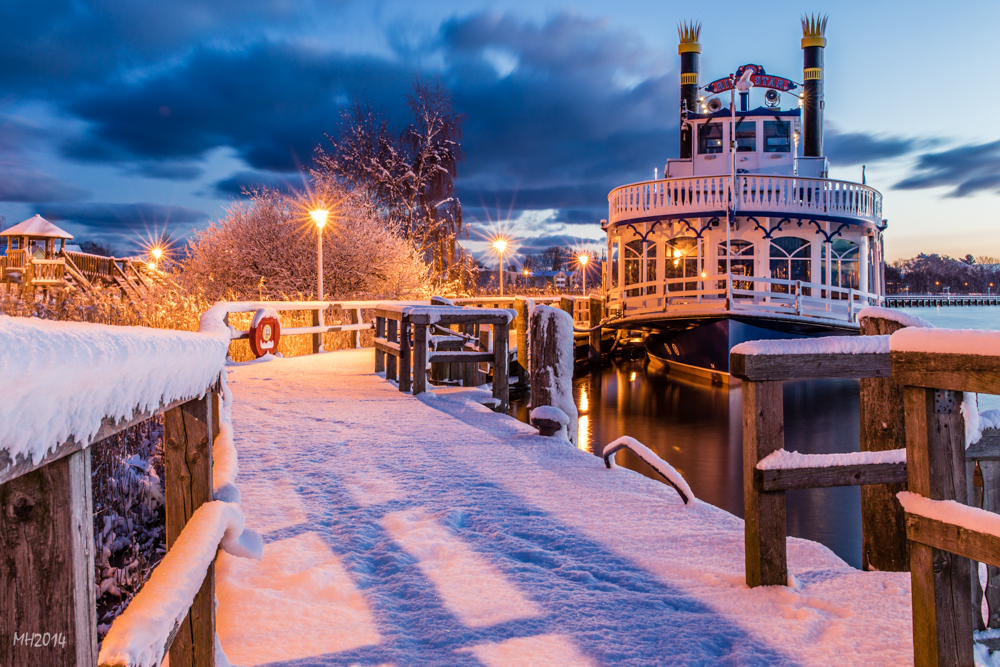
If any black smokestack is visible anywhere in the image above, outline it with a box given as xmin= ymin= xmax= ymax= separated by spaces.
xmin=801 ymin=14 xmax=828 ymax=158
xmin=678 ymin=21 xmax=701 ymax=160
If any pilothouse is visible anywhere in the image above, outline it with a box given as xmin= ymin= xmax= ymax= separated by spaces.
xmin=603 ymin=16 xmax=885 ymax=383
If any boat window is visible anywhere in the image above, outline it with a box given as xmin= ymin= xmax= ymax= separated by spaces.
xmin=822 ymin=239 xmax=860 ymax=296
xmin=624 ymin=240 xmax=644 ymax=297
xmin=735 ymin=118 xmax=756 ymax=152
xmin=698 ymin=123 xmax=724 ymax=154
xmin=665 ymin=236 xmax=699 ymax=293
xmin=646 ymin=242 xmax=657 ymax=295
xmin=770 ymin=237 xmax=811 ymax=295
xmin=764 ymin=120 xmax=791 ymax=153
xmin=718 ymin=240 xmax=754 ymax=291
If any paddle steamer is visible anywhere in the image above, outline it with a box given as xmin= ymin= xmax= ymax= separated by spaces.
xmin=602 ymin=17 xmax=884 ymax=382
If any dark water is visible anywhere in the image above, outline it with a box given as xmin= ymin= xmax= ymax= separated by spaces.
xmin=510 ymin=306 xmax=1000 ymax=569
xmin=511 ymin=362 xmax=864 ymax=567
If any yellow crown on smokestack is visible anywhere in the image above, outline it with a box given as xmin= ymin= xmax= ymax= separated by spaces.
xmin=678 ymin=21 xmax=701 ymax=54
xmin=801 ymin=14 xmax=828 ymax=48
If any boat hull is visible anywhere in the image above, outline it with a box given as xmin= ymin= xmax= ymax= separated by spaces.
xmin=642 ymin=315 xmax=856 ymax=383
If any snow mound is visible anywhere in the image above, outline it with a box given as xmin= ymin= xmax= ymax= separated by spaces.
xmin=0 ymin=316 xmax=229 ymax=465
xmin=890 ymin=327 xmax=1000 ymax=355
xmin=858 ymin=306 xmax=933 ymax=330
xmin=98 ymin=500 xmax=261 ymax=667
xmin=732 ymin=335 xmax=889 ymax=356
xmin=530 ymin=405 xmax=570 ymax=426
xmin=603 ymin=436 xmax=695 ymax=505
xmin=250 ymin=307 xmax=279 ymax=329
xmin=757 ymin=448 xmax=906 ymax=470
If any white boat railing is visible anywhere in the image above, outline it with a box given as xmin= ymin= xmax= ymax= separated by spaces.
xmin=608 ymin=175 xmax=883 ymax=226
xmin=609 ymin=273 xmax=880 ymax=324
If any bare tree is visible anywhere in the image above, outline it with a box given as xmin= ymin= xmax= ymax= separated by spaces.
xmin=540 ymin=246 xmax=567 ymax=271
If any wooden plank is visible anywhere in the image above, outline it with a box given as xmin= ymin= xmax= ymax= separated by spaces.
xmin=398 ymin=318 xmax=411 ymax=393
xmin=860 ymin=314 xmax=910 ymax=573
xmin=559 ymin=296 xmax=574 ymax=324
xmin=374 ymin=308 xmax=405 ymax=321
xmin=374 ymin=339 xmax=401 ymax=356
xmin=375 ymin=317 xmax=385 ymax=373
xmin=462 ymin=324 xmax=478 ymax=388
xmin=760 ymin=461 xmax=907 ymax=491
xmin=588 ymin=296 xmax=602 ymax=365
xmin=350 ymin=308 xmax=361 ymax=349
xmin=964 ymin=430 xmax=1000 ymax=460
xmin=430 ymin=312 xmax=513 ymax=326
xmin=0 ymin=395 xmax=192 ymax=486
xmin=427 ymin=351 xmax=493 ymax=364
xmin=730 ymin=351 xmax=890 ymax=382
xmin=311 ymin=308 xmax=322 ymax=354
xmin=892 ymin=351 xmax=1000 ymax=395
xmin=906 ymin=513 xmax=1000 ymax=570
xmin=493 ymin=323 xmax=509 ymax=413
xmin=904 ymin=385 xmax=973 ymax=667
xmin=165 ymin=395 xmax=216 ymax=667
xmin=0 ymin=449 xmax=97 ymax=667
xmin=983 ymin=459 xmax=1000 ymax=628
xmin=412 ymin=323 xmax=428 ymax=395
xmin=386 ymin=319 xmax=398 ymax=382
xmin=514 ymin=296 xmax=530 ymax=377
xmin=743 ymin=380 xmax=787 ymax=587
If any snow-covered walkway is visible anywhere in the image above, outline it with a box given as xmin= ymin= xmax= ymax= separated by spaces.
xmin=215 ymin=349 xmax=912 ymax=666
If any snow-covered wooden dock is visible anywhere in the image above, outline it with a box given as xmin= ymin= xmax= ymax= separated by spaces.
xmin=215 ymin=348 xmax=914 ymax=666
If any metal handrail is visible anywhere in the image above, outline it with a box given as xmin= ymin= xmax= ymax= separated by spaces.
xmin=602 ymin=441 xmax=691 ymax=504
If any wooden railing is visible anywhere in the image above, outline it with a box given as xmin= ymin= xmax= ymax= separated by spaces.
xmin=0 ymin=248 xmax=28 ymax=276
xmin=890 ymin=330 xmax=1000 ymax=667
xmin=374 ymin=304 xmax=515 ymax=412
xmin=28 ymin=259 xmax=66 ymax=285
xmin=612 ymin=272 xmax=880 ymax=325
xmin=63 ymin=250 xmax=117 ymax=282
xmin=608 ymin=174 xmax=883 ymax=226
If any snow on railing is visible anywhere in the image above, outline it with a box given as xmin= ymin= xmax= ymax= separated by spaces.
xmin=602 ymin=436 xmax=694 ymax=505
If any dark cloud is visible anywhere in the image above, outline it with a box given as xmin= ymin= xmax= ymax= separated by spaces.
xmin=215 ymin=170 xmax=309 ymax=197
xmin=128 ymin=161 xmax=204 ymax=181
xmin=0 ymin=167 xmax=90 ymax=203
xmin=37 ymin=202 xmax=209 ymax=233
xmin=824 ymin=129 xmax=923 ymax=166
xmin=895 ymin=140 xmax=1000 ymax=197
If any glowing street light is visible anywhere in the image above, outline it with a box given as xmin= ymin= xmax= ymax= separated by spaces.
xmin=151 ymin=247 xmax=163 ymax=261
xmin=578 ymin=252 xmax=590 ymax=295
xmin=311 ymin=208 xmax=329 ymax=300
xmin=493 ymin=238 xmax=508 ymax=297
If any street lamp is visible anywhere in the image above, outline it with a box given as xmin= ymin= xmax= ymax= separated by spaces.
xmin=493 ymin=238 xmax=507 ymax=297
xmin=310 ymin=208 xmax=329 ymax=300
xmin=578 ymin=253 xmax=590 ymax=295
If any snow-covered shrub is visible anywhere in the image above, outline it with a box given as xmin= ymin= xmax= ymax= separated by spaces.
xmin=179 ymin=187 xmax=431 ymax=303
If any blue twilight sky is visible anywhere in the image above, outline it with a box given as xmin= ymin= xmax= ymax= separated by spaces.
xmin=0 ymin=0 xmax=998 ymax=262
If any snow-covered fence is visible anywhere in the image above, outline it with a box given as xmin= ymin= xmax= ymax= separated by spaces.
xmin=374 ymin=304 xmax=516 ymax=411
xmin=890 ymin=328 xmax=1000 ymax=667
xmin=0 ymin=317 xmax=233 ymax=667
xmin=730 ymin=332 xmax=907 ymax=588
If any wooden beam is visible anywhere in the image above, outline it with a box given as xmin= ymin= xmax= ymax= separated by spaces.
xmin=165 ymin=395 xmax=216 ymax=667
xmin=374 ymin=339 xmax=401 ymax=357
xmin=892 ymin=351 xmax=1000 ymax=395
xmin=374 ymin=317 xmax=385 ymax=373
xmin=743 ymin=380 xmax=787 ymax=587
xmin=982 ymin=459 xmax=1000 ymax=628
xmin=426 ymin=351 xmax=493 ymax=364
xmin=514 ymin=296 xmax=530 ymax=378
xmin=398 ymin=318 xmax=411 ymax=393
xmin=760 ymin=461 xmax=907 ymax=491
xmin=0 ymin=449 xmax=97 ymax=667
xmin=860 ymin=314 xmax=910 ymax=573
xmin=311 ymin=308 xmax=322 ymax=354
xmin=493 ymin=322 xmax=509 ymax=413
xmin=904 ymin=386 xmax=973 ymax=667
xmin=386 ymin=319 xmax=398 ymax=382
xmin=0 ymin=395 xmax=192 ymax=486
xmin=730 ymin=351 xmax=890 ymax=382
xmin=964 ymin=430 xmax=1000 ymax=460
xmin=412 ymin=323 xmax=427 ymax=395
xmin=906 ymin=513 xmax=1000 ymax=570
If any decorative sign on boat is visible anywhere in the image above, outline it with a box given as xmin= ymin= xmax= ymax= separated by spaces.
xmin=704 ymin=64 xmax=798 ymax=95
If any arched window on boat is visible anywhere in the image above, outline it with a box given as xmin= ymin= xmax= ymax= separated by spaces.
xmin=822 ymin=239 xmax=860 ymax=299
xmin=609 ymin=238 xmax=619 ymax=289
xmin=665 ymin=236 xmax=700 ymax=293
xmin=770 ymin=237 xmax=811 ymax=295
xmin=624 ymin=239 xmax=652 ymax=297
xmin=718 ymin=240 xmax=755 ymax=291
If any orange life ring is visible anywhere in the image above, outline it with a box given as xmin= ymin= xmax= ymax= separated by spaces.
xmin=249 ymin=315 xmax=281 ymax=358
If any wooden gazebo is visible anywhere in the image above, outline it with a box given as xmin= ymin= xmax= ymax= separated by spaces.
xmin=0 ymin=214 xmax=73 ymax=294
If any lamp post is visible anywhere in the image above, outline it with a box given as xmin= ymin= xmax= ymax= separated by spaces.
xmin=493 ymin=238 xmax=507 ymax=297
xmin=310 ymin=208 xmax=329 ymax=300
xmin=578 ymin=253 xmax=589 ymax=295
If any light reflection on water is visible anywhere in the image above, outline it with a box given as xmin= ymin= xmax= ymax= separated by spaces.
xmin=508 ymin=306 xmax=1000 ymax=570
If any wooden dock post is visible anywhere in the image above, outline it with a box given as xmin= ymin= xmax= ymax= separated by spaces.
xmin=903 ymin=385 xmax=973 ymax=667
xmin=399 ymin=315 xmax=411 ymax=394
xmin=311 ymin=306 xmax=322 ymax=354
xmin=588 ymin=295 xmax=603 ymax=366
xmin=375 ymin=316 xmax=385 ymax=373
xmin=493 ymin=322 xmax=509 ymax=412
xmin=743 ymin=380 xmax=787 ymax=587
xmin=559 ymin=296 xmax=574 ymax=323
xmin=0 ymin=449 xmax=97 ymax=667
xmin=412 ymin=319 xmax=428 ymax=395
xmin=859 ymin=313 xmax=910 ymax=572
xmin=349 ymin=308 xmax=362 ymax=349
xmin=529 ymin=305 xmax=576 ymax=440
xmin=386 ymin=318 xmax=398 ymax=382
xmin=165 ymin=392 xmax=217 ymax=667
xmin=514 ymin=296 xmax=530 ymax=381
